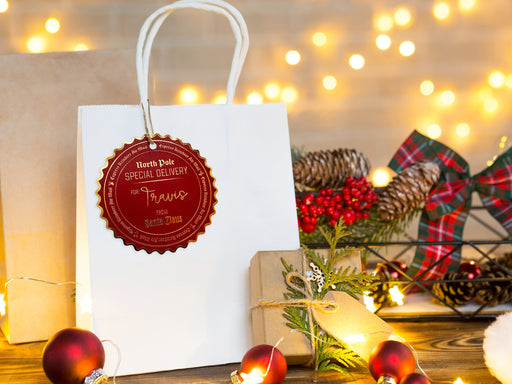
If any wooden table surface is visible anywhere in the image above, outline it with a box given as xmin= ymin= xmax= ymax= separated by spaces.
xmin=0 ymin=319 xmax=501 ymax=383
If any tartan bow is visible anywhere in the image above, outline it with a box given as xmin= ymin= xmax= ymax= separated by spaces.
xmin=388 ymin=130 xmax=512 ymax=281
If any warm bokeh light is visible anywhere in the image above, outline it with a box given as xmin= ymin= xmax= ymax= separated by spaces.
xmin=0 ymin=0 xmax=8 ymax=13
xmin=440 ymin=90 xmax=455 ymax=105
xmin=240 ymin=368 xmax=265 ymax=384
xmin=376 ymin=34 xmax=391 ymax=50
xmin=389 ymin=286 xmax=405 ymax=306
xmin=285 ymin=50 xmax=301 ymax=65
xmin=74 ymin=43 xmax=89 ymax=51
xmin=178 ymin=86 xmax=200 ymax=104
xmin=45 ymin=18 xmax=60 ymax=34
xmin=280 ymin=86 xmax=298 ymax=104
xmin=363 ymin=292 xmax=377 ymax=313
xmin=420 ymin=80 xmax=435 ymax=96
xmin=372 ymin=167 xmax=392 ymax=187
xmin=342 ymin=334 xmax=366 ymax=345
xmin=456 ymin=122 xmax=471 ymax=137
xmin=399 ymin=41 xmax=415 ymax=56
xmin=505 ymin=74 xmax=512 ymax=89
xmin=312 ymin=32 xmax=327 ymax=47
xmin=479 ymin=88 xmax=493 ymax=101
xmin=264 ymin=83 xmax=280 ymax=100
xmin=0 ymin=294 xmax=5 ymax=316
xmin=349 ymin=54 xmax=365 ymax=70
xmin=453 ymin=378 xmax=465 ymax=384
xmin=459 ymin=0 xmax=476 ymax=11
xmin=484 ymin=97 xmax=499 ymax=113
xmin=213 ymin=93 xmax=227 ymax=104
xmin=394 ymin=8 xmax=412 ymax=27
xmin=427 ymin=124 xmax=442 ymax=139
xmin=488 ymin=71 xmax=505 ymax=88
xmin=375 ymin=14 xmax=394 ymax=32
xmin=247 ymin=91 xmax=263 ymax=104
xmin=322 ymin=75 xmax=337 ymax=90
xmin=27 ymin=36 xmax=45 ymax=53
xmin=433 ymin=2 xmax=451 ymax=20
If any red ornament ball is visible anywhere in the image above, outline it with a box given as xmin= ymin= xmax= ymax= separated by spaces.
xmin=399 ymin=373 xmax=431 ymax=384
xmin=42 ymin=327 xmax=105 ymax=384
xmin=368 ymin=340 xmax=415 ymax=384
xmin=237 ymin=344 xmax=287 ymax=384
xmin=458 ymin=260 xmax=481 ymax=279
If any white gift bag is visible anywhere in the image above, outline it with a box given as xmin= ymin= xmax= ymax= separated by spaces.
xmin=76 ymin=0 xmax=300 ymax=376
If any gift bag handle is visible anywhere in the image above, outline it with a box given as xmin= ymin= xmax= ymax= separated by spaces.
xmin=136 ymin=0 xmax=249 ymax=122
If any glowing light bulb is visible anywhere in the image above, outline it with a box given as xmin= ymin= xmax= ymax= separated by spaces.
xmin=440 ymin=90 xmax=455 ymax=105
xmin=0 ymin=294 xmax=6 ymax=316
xmin=399 ymin=41 xmax=415 ymax=56
xmin=349 ymin=54 xmax=365 ymax=70
xmin=489 ymin=71 xmax=505 ymax=88
xmin=312 ymin=32 xmax=327 ymax=47
xmin=484 ymin=97 xmax=499 ymax=113
xmin=420 ymin=80 xmax=435 ymax=96
xmin=285 ymin=50 xmax=301 ymax=66
xmin=178 ymin=86 xmax=199 ymax=104
xmin=45 ymin=18 xmax=60 ymax=34
xmin=372 ymin=167 xmax=391 ymax=187
xmin=375 ymin=14 xmax=394 ymax=32
xmin=433 ymin=2 xmax=451 ymax=20
xmin=247 ymin=91 xmax=263 ymax=104
xmin=456 ymin=123 xmax=470 ymax=138
xmin=394 ymin=8 xmax=412 ymax=27
xmin=427 ymin=124 xmax=442 ymax=139
xmin=363 ymin=292 xmax=377 ymax=313
xmin=389 ymin=286 xmax=405 ymax=306
xmin=74 ymin=44 xmax=89 ymax=51
xmin=453 ymin=378 xmax=465 ymax=384
xmin=280 ymin=87 xmax=298 ymax=104
xmin=323 ymin=75 xmax=337 ymax=90
xmin=343 ymin=334 xmax=366 ymax=344
xmin=213 ymin=93 xmax=227 ymax=104
xmin=240 ymin=368 xmax=265 ymax=384
xmin=27 ymin=36 xmax=45 ymax=53
xmin=264 ymin=83 xmax=280 ymax=100
xmin=459 ymin=0 xmax=476 ymax=11
xmin=376 ymin=34 xmax=391 ymax=50
xmin=77 ymin=294 xmax=92 ymax=315
xmin=0 ymin=0 xmax=8 ymax=13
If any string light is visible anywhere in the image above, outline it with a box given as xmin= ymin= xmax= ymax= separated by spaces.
xmin=374 ymin=14 xmax=394 ymax=32
xmin=280 ymin=86 xmax=298 ymax=104
xmin=371 ymin=167 xmax=391 ymax=187
xmin=363 ymin=292 xmax=377 ymax=312
xmin=264 ymin=83 xmax=280 ymax=100
xmin=247 ymin=91 xmax=263 ymax=104
xmin=455 ymin=123 xmax=471 ymax=138
xmin=285 ymin=50 xmax=301 ymax=66
xmin=27 ymin=36 xmax=45 ymax=53
xmin=74 ymin=44 xmax=89 ymax=51
xmin=376 ymin=34 xmax=391 ymax=50
xmin=440 ymin=90 xmax=455 ymax=105
xmin=420 ymin=80 xmax=435 ymax=96
xmin=178 ymin=86 xmax=200 ymax=104
xmin=389 ymin=286 xmax=405 ymax=306
xmin=312 ymin=32 xmax=327 ymax=47
xmin=433 ymin=2 xmax=451 ymax=20
xmin=213 ymin=93 xmax=227 ymax=104
xmin=0 ymin=0 xmax=8 ymax=13
xmin=343 ymin=333 xmax=366 ymax=344
xmin=427 ymin=124 xmax=442 ymax=139
xmin=399 ymin=41 xmax=415 ymax=57
xmin=0 ymin=294 xmax=5 ymax=316
xmin=459 ymin=0 xmax=476 ymax=11
xmin=488 ymin=71 xmax=505 ymax=88
xmin=453 ymin=378 xmax=466 ymax=384
xmin=322 ymin=75 xmax=337 ymax=90
xmin=240 ymin=368 xmax=265 ymax=384
xmin=394 ymin=8 xmax=412 ymax=27
xmin=45 ymin=18 xmax=60 ymax=34
xmin=349 ymin=54 xmax=365 ymax=70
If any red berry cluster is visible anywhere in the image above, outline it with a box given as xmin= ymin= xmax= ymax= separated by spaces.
xmin=296 ymin=177 xmax=378 ymax=233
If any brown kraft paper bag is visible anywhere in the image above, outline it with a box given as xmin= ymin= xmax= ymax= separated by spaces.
xmin=0 ymin=49 xmax=137 ymax=343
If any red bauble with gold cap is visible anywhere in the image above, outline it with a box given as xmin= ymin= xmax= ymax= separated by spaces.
xmin=368 ymin=340 xmax=415 ymax=384
xmin=231 ymin=344 xmax=287 ymax=384
xmin=42 ymin=327 xmax=107 ymax=384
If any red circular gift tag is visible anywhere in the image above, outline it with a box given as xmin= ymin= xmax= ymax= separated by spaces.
xmin=97 ymin=134 xmax=217 ymax=253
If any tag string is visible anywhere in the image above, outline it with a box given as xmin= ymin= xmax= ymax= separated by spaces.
xmin=140 ymin=101 xmax=155 ymax=146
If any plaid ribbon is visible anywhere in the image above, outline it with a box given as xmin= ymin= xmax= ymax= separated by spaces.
xmin=388 ymin=130 xmax=512 ymax=280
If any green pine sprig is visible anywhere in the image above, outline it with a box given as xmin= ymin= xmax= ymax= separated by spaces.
xmin=281 ymin=220 xmax=378 ymax=377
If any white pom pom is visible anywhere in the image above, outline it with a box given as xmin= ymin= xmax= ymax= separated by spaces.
xmin=484 ymin=311 xmax=512 ymax=384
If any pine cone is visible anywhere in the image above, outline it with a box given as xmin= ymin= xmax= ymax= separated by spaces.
xmin=475 ymin=257 xmax=512 ymax=306
xmin=378 ymin=161 xmax=440 ymax=221
xmin=431 ymin=271 xmax=476 ymax=307
xmin=293 ymin=149 xmax=370 ymax=190
xmin=368 ymin=264 xmax=402 ymax=308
